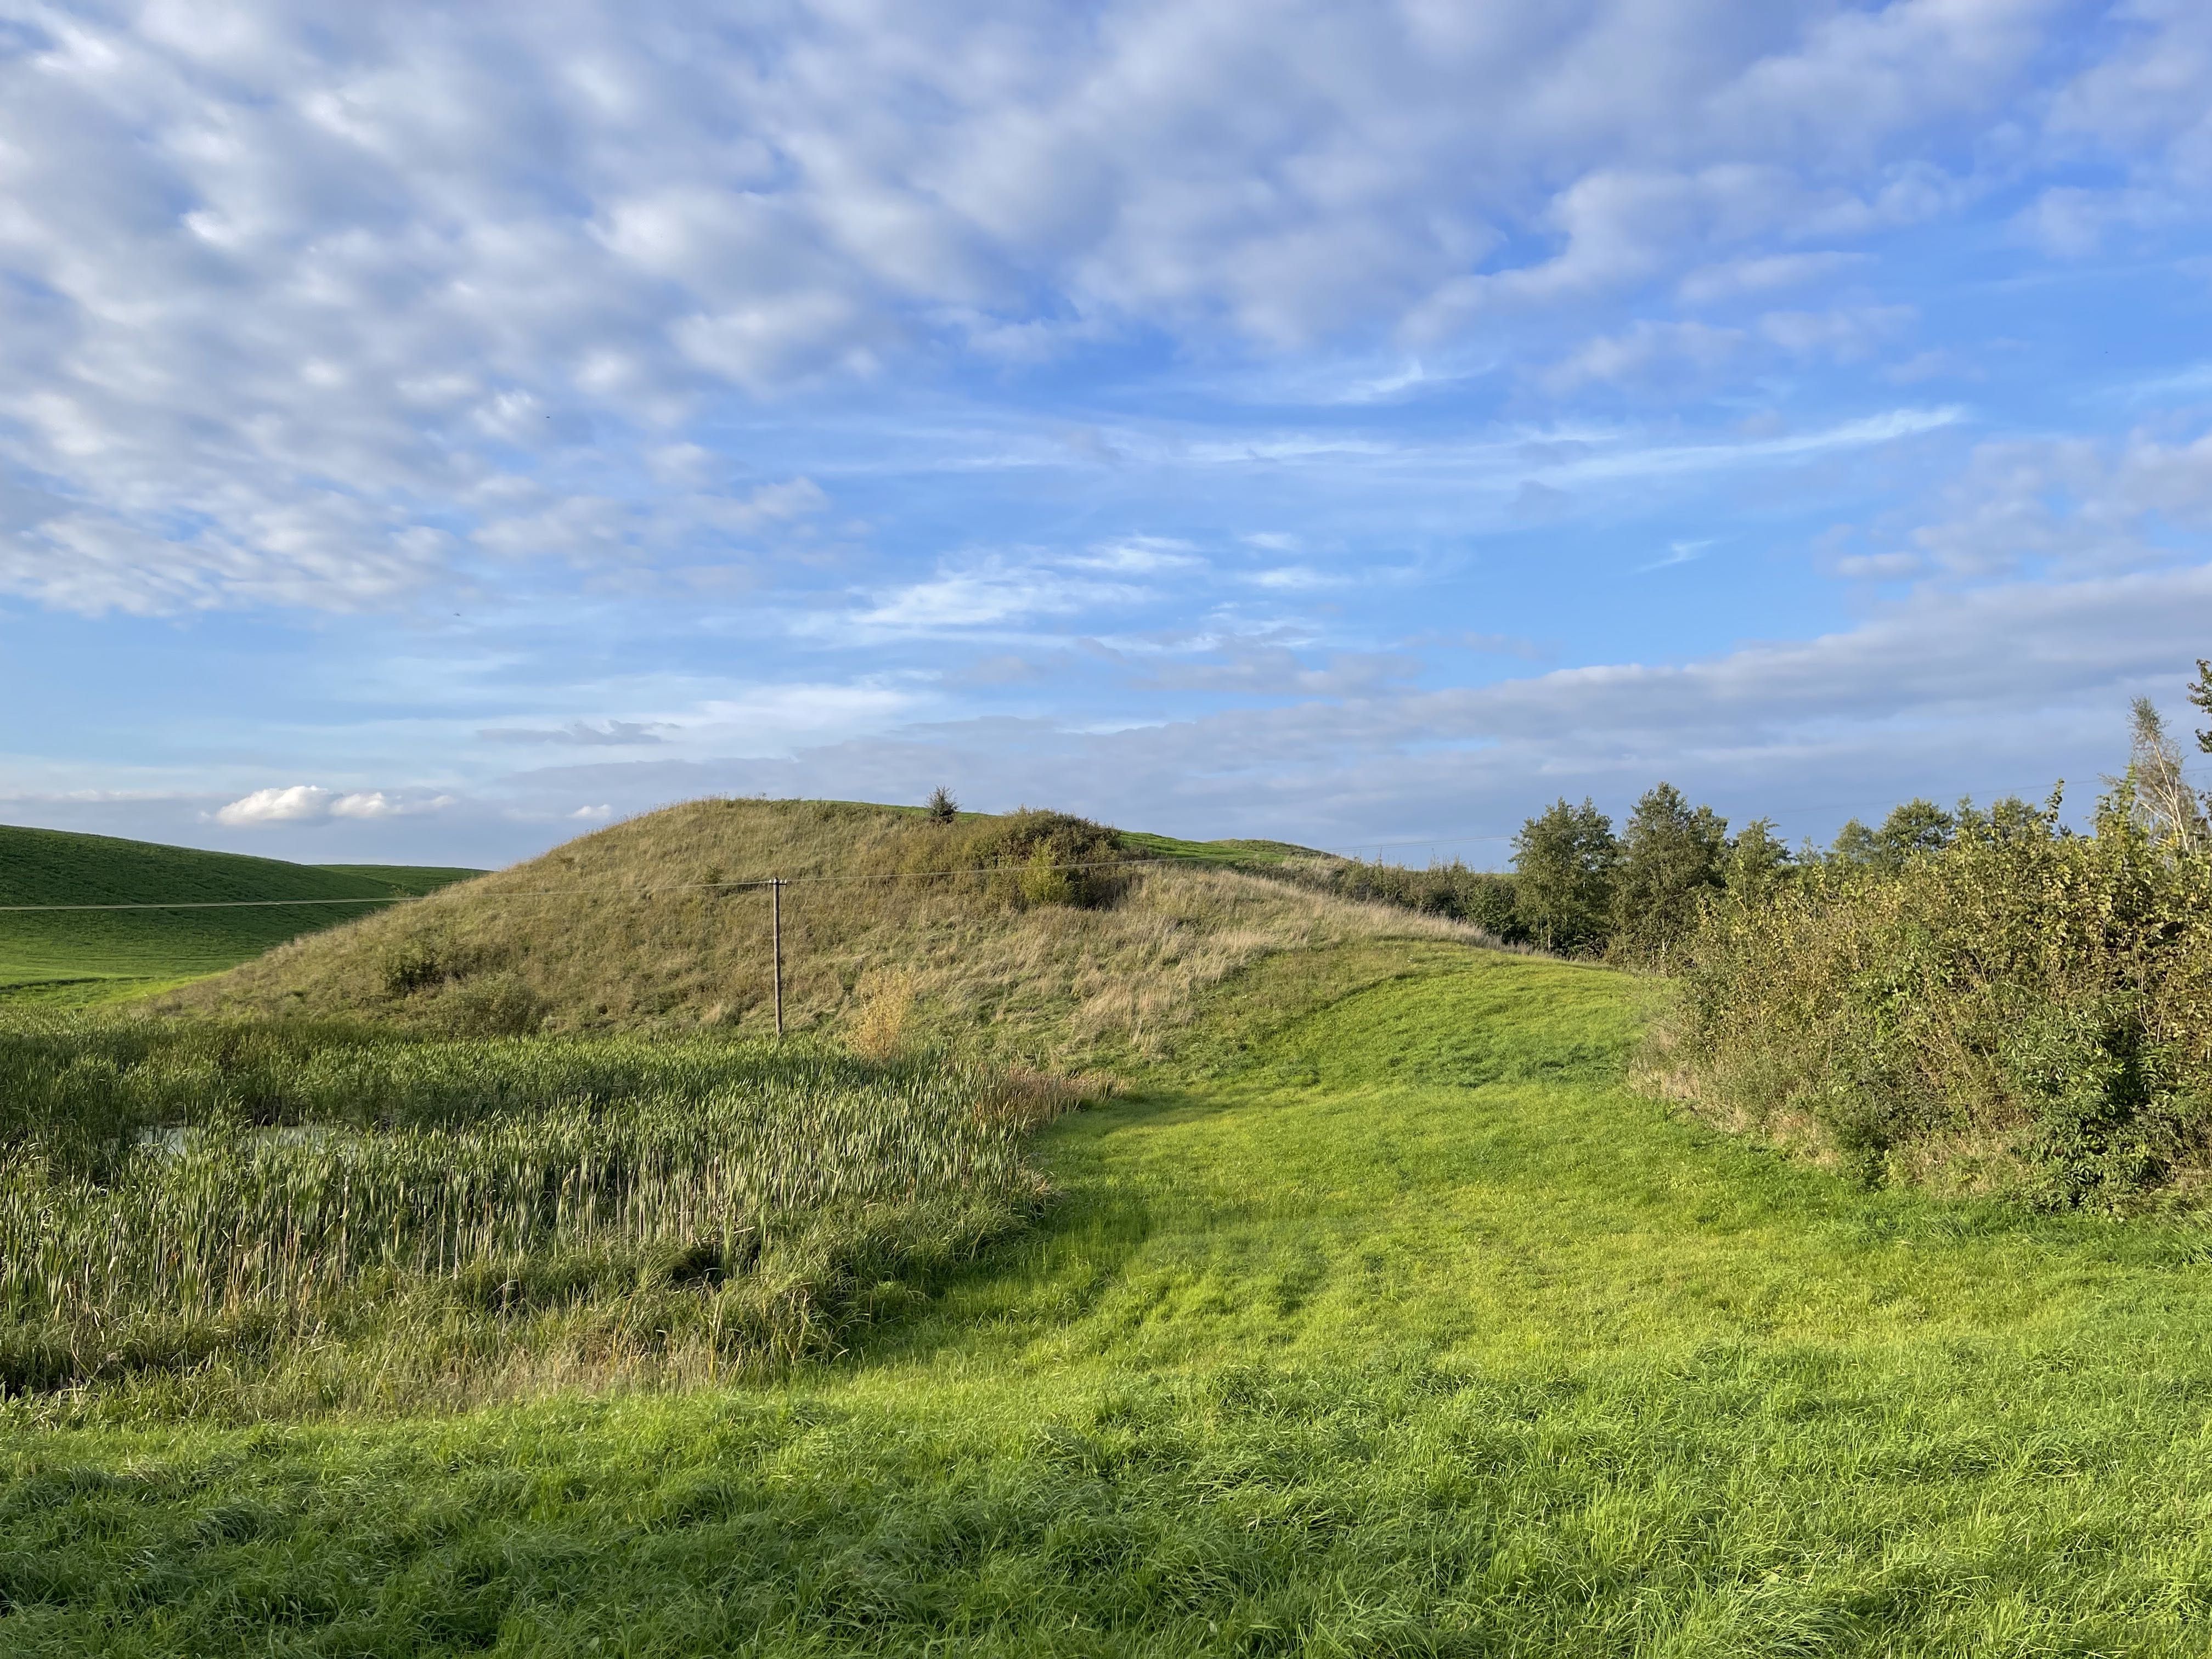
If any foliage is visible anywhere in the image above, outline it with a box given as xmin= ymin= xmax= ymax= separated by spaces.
xmin=1511 ymin=797 xmax=1618 ymax=953
xmin=1115 ymin=830 xmax=1325 ymax=867
xmin=847 ymin=968 xmax=917 ymax=1060
xmin=2188 ymin=657 xmax=2212 ymax=753
xmin=1827 ymin=798 xmax=1956 ymax=872
xmin=2123 ymin=697 xmax=2207 ymax=851
xmin=1722 ymin=816 xmax=1791 ymax=907
xmin=925 ymin=785 xmax=958 ymax=823
xmin=1655 ymin=783 xmax=2212 ymax=1205
xmin=0 ymin=1018 xmax=1065 ymax=1407
xmin=1608 ymin=783 xmax=1728 ymax=964
xmin=1283 ymin=856 xmax=1526 ymax=943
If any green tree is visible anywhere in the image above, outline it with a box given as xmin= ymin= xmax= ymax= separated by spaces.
xmin=2187 ymin=658 xmax=2212 ymax=753
xmin=1511 ymin=798 xmax=1618 ymax=954
xmin=1609 ymin=783 xmax=1728 ymax=962
xmin=1874 ymin=798 xmax=1955 ymax=865
xmin=1828 ymin=819 xmax=1881 ymax=870
xmin=1723 ymin=817 xmax=1792 ymax=909
xmin=1830 ymin=799 xmax=1955 ymax=872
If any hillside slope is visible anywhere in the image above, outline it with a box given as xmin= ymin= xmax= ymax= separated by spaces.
xmin=0 ymin=823 xmax=481 ymax=1001
xmin=162 ymin=798 xmax=1483 ymax=1066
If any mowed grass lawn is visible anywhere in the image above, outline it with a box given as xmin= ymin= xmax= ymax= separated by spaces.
xmin=12 ymin=953 xmax=2212 ymax=1655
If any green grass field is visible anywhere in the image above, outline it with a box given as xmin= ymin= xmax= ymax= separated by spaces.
xmin=1116 ymin=829 xmax=1327 ymax=868
xmin=13 ymin=949 xmax=2212 ymax=1654
xmin=0 ymin=823 xmax=481 ymax=1005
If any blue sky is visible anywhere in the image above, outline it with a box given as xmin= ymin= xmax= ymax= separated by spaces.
xmin=5 ymin=1 xmax=2212 ymax=868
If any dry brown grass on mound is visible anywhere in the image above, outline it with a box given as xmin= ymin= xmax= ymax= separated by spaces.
xmin=159 ymin=798 xmax=1487 ymax=1066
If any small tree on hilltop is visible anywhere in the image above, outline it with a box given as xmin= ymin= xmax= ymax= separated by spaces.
xmin=1609 ymin=783 xmax=1727 ymax=963
xmin=1511 ymin=798 xmax=1618 ymax=955
xmin=926 ymin=786 xmax=958 ymax=824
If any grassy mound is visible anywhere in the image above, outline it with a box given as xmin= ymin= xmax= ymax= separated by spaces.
xmin=160 ymin=799 xmax=1483 ymax=1067
xmin=0 ymin=823 xmax=479 ymax=1004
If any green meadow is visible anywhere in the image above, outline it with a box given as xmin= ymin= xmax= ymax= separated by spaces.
xmin=11 ymin=950 xmax=2212 ymax=1655
xmin=0 ymin=823 xmax=479 ymax=1006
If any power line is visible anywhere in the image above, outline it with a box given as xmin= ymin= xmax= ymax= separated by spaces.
xmin=10 ymin=763 xmax=2209 ymax=911
xmin=0 ymin=896 xmax=424 ymax=913
xmin=1320 ymin=769 xmax=2212 ymax=864
xmin=0 ymin=857 xmax=1181 ymax=912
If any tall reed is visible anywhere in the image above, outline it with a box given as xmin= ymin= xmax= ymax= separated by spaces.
xmin=0 ymin=1019 xmax=1068 ymax=1403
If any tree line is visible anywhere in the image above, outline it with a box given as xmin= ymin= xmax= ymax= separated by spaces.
xmin=1306 ymin=782 xmax=1988 ymax=962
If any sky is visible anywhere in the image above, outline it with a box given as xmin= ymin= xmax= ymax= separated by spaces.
xmin=4 ymin=0 xmax=2212 ymax=871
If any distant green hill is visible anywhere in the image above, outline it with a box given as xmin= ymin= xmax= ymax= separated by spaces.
xmin=1116 ymin=830 xmax=1325 ymax=867
xmin=0 ymin=825 xmax=483 ymax=1004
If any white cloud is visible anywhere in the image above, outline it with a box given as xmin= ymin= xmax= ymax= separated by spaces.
xmin=1537 ymin=405 xmax=1967 ymax=483
xmin=838 ymin=557 xmax=1149 ymax=636
xmin=504 ymin=561 xmax=2212 ymax=855
xmin=1886 ymin=426 xmax=2212 ymax=578
xmin=479 ymin=721 xmax=669 ymax=747
xmin=1247 ymin=566 xmax=1343 ymax=591
xmin=1638 ymin=539 xmax=1714 ymax=572
xmin=1678 ymin=251 xmax=1864 ymax=304
xmin=329 ymin=791 xmax=398 ymax=820
xmin=1541 ymin=318 xmax=1745 ymax=392
xmin=1066 ymin=537 xmax=1201 ymax=574
xmin=216 ymin=786 xmax=339 ymax=826
xmin=214 ymin=785 xmax=452 ymax=826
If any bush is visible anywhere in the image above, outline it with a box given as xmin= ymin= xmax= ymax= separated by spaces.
xmin=1277 ymin=857 xmax=1525 ymax=944
xmin=905 ymin=809 xmax=1135 ymax=910
xmin=1652 ymin=785 xmax=2212 ymax=1206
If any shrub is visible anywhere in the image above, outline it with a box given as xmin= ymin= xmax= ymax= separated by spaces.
xmin=1827 ymin=799 xmax=1956 ymax=872
xmin=905 ymin=809 xmax=1135 ymax=910
xmin=1653 ymin=785 xmax=2212 ymax=1207
xmin=1282 ymin=857 xmax=1525 ymax=944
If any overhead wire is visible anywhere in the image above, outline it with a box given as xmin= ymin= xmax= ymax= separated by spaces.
xmin=0 ymin=857 xmax=1180 ymax=912
xmin=1320 ymin=765 xmax=2212 ymax=864
xmin=13 ymin=760 xmax=2212 ymax=911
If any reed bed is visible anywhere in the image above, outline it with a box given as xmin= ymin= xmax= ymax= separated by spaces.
xmin=0 ymin=1017 xmax=1069 ymax=1412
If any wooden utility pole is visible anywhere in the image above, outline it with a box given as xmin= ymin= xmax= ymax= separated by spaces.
xmin=771 ymin=877 xmax=784 ymax=1040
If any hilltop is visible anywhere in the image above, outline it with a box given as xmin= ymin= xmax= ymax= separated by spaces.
xmin=161 ymin=798 xmax=1482 ymax=1067
xmin=0 ymin=823 xmax=480 ymax=1003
